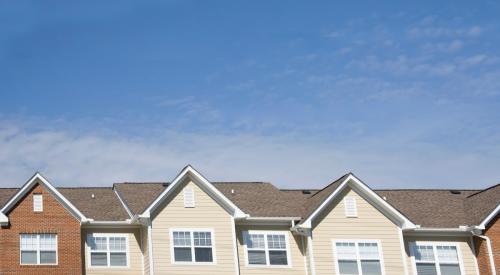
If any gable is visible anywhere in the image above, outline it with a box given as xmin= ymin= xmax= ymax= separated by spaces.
xmin=0 ymin=173 xmax=86 ymax=225
xmin=313 ymin=186 xmax=401 ymax=229
xmin=143 ymin=165 xmax=246 ymax=219
xmin=299 ymin=174 xmax=415 ymax=229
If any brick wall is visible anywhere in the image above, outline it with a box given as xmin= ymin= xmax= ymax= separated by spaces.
xmin=475 ymin=215 xmax=500 ymax=275
xmin=0 ymin=182 xmax=82 ymax=275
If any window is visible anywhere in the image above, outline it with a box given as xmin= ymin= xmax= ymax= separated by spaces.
xmin=334 ymin=240 xmax=384 ymax=275
xmin=183 ymin=188 xmax=195 ymax=208
xmin=33 ymin=194 xmax=43 ymax=212
xmin=171 ymin=229 xmax=214 ymax=263
xmin=87 ymin=234 xmax=128 ymax=267
xmin=411 ymin=242 xmax=462 ymax=275
xmin=20 ymin=234 xmax=57 ymax=265
xmin=344 ymin=196 xmax=357 ymax=217
xmin=244 ymin=231 xmax=290 ymax=267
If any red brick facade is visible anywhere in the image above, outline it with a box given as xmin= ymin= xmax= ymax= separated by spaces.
xmin=475 ymin=215 xmax=500 ymax=275
xmin=0 ymin=182 xmax=82 ymax=275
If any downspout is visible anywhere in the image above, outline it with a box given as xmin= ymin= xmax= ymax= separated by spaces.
xmin=301 ymin=235 xmax=309 ymax=275
xmin=475 ymin=234 xmax=497 ymax=275
xmin=148 ymin=221 xmax=155 ymax=275
xmin=307 ymin=230 xmax=317 ymax=275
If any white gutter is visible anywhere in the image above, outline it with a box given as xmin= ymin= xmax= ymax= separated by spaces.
xmin=245 ymin=216 xmax=302 ymax=221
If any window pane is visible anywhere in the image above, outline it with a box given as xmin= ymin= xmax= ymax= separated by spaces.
xmin=109 ymin=237 xmax=126 ymax=251
xmin=361 ymin=260 xmax=382 ymax=275
xmin=91 ymin=252 xmax=108 ymax=266
xmin=248 ymin=250 xmax=266 ymax=265
xmin=267 ymin=234 xmax=286 ymax=249
xmin=440 ymin=264 xmax=461 ymax=275
xmin=40 ymin=234 xmax=56 ymax=251
xmin=194 ymin=232 xmax=212 ymax=247
xmin=195 ymin=247 xmax=213 ymax=262
xmin=110 ymin=252 xmax=127 ymax=266
xmin=89 ymin=236 xmax=107 ymax=251
xmin=40 ymin=251 xmax=56 ymax=264
xmin=437 ymin=246 xmax=459 ymax=262
xmin=414 ymin=245 xmax=435 ymax=262
xmin=338 ymin=260 xmax=359 ymax=274
xmin=416 ymin=263 xmax=438 ymax=275
xmin=174 ymin=247 xmax=192 ymax=262
xmin=359 ymin=243 xmax=379 ymax=259
xmin=20 ymin=234 xmax=37 ymax=250
xmin=21 ymin=251 xmax=37 ymax=264
xmin=336 ymin=242 xmax=357 ymax=259
xmin=269 ymin=250 xmax=288 ymax=265
xmin=247 ymin=234 xmax=265 ymax=249
xmin=173 ymin=231 xmax=191 ymax=246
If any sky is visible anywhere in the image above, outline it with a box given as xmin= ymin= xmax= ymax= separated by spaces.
xmin=1 ymin=1 xmax=500 ymax=189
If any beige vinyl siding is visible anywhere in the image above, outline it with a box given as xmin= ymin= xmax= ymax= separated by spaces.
xmin=151 ymin=179 xmax=236 ymax=275
xmin=404 ymin=236 xmax=478 ymax=275
xmin=82 ymin=227 xmax=144 ymax=275
xmin=311 ymin=187 xmax=406 ymax=275
xmin=236 ymin=225 xmax=307 ymax=275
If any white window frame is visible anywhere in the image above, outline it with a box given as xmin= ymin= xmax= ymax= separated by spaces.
xmin=344 ymin=196 xmax=357 ymax=217
xmin=33 ymin=194 xmax=43 ymax=212
xmin=409 ymin=241 xmax=465 ymax=275
xmin=183 ymin=187 xmax=195 ymax=208
xmin=243 ymin=230 xmax=292 ymax=268
xmin=332 ymin=239 xmax=386 ymax=275
xmin=20 ymin=233 xmax=58 ymax=266
xmin=170 ymin=228 xmax=217 ymax=265
xmin=87 ymin=233 xmax=130 ymax=268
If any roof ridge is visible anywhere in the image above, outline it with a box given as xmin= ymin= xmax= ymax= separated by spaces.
xmin=114 ymin=182 xmax=168 ymax=184
xmin=212 ymin=181 xmax=270 ymax=184
xmin=466 ymin=183 xmax=500 ymax=198
xmin=375 ymin=188 xmax=481 ymax=191
xmin=308 ymin=173 xmax=351 ymax=199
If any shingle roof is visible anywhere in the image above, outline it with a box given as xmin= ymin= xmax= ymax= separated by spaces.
xmin=58 ymin=187 xmax=130 ymax=221
xmin=0 ymin=176 xmax=498 ymax=227
xmin=465 ymin=184 xmax=500 ymax=225
xmin=375 ymin=189 xmax=479 ymax=228
xmin=113 ymin=182 xmax=167 ymax=215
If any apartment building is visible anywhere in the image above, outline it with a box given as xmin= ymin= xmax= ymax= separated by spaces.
xmin=0 ymin=165 xmax=498 ymax=275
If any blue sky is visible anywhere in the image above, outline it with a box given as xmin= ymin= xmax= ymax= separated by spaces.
xmin=1 ymin=1 xmax=500 ymax=189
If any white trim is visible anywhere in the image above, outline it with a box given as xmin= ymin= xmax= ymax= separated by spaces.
xmin=143 ymin=165 xmax=246 ymax=218
xmin=299 ymin=174 xmax=415 ymax=229
xmin=242 ymin=230 xmax=292 ymax=268
xmin=148 ymin=222 xmax=154 ymax=275
xmin=231 ymin=217 xmax=240 ymax=275
xmin=20 ymin=233 xmax=58 ymax=266
xmin=33 ymin=194 xmax=43 ymax=212
xmin=409 ymin=241 xmax=466 ymax=275
xmin=307 ymin=232 xmax=317 ymax=275
xmin=86 ymin=233 xmax=130 ymax=268
xmin=114 ymin=188 xmax=134 ymax=219
xmin=1 ymin=173 xmax=87 ymax=222
xmin=398 ymin=228 xmax=409 ymax=275
xmin=479 ymin=204 xmax=500 ymax=229
xmin=140 ymin=226 xmax=145 ymax=275
xmin=332 ymin=239 xmax=386 ymax=275
xmin=344 ymin=196 xmax=358 ymax=217
xmin=169 ymin=228 xmax=217 ymax=265
xmin=301 ymin=235 xmax=309 ymax=275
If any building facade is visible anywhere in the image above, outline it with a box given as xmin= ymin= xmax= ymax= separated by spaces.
xmin=0 ymin=165 xmax=498 ymax=275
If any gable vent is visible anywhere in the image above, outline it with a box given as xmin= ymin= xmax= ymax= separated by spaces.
xmin=183 ymin=187 xmax=195 ymax=208
xmin=344 ymin=196 xmax=357 ymax=217
xmin=33 ymin=194 xmax=43 ymax=212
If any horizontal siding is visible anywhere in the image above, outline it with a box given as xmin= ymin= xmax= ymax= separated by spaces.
xmin=404 ymin=235 xmax=479 ymax=275
xmin=312 ymin=187 xmax=406 ymax=275
xmin=82 ymin=227 xmax=144 ymax=275
xmin=236 ymin=225 xmax=307 ymax=275
xmin=152 ymin=179 xmax=236 ymax=275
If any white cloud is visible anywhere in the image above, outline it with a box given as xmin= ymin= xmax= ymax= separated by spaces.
xmin=0 ymin=119 xmax=499 ymax=190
